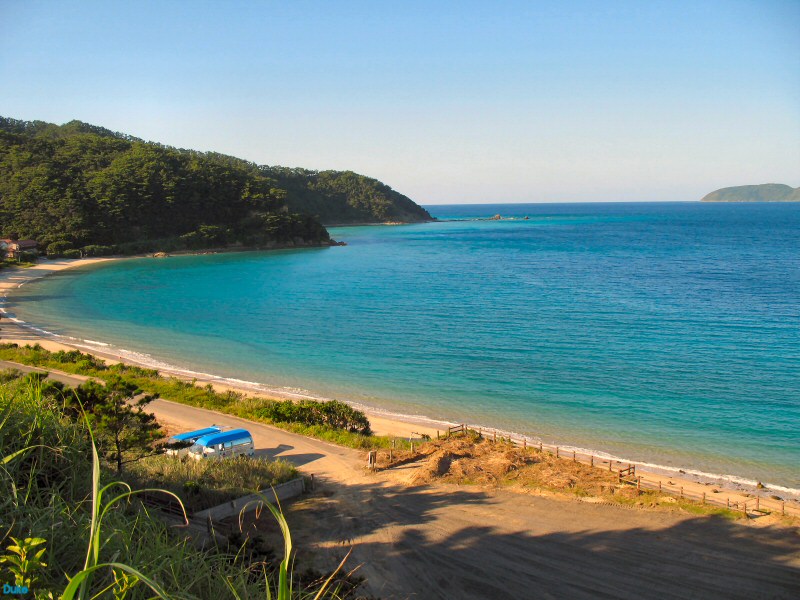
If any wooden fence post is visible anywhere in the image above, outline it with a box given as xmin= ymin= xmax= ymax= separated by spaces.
xmin=680 ymin=486 xmax=683 ymax=498
xmin=523 ymin=439 xmax=527 ymax=450
xmin=637 ymin=477 xmax=641 ymax=492
xmin=573 ymin=450 xmax=576 ymax=462
xmin=742 ymin=501 xmax=747 ymax=518
xmin=702 ymin=492 xmax=705 ymax=504
xmin=727 ymin=498 xmax=730 ymax=508
xmin=493 ymin=431 xmax=496 ymax=443
xmin=608 ymin=460 xmax=612 ymax=472
xmin=436 ymin=430 xmax=440 ymax=440
xmin=556 ymin=447 xmax=559 ymax=458
xmin=781 ymin=501 xmax=785 ymax=515
xmin=539 ymin=442 xmax=543 ymax=452
xmin=590 ymin=455 xmax=594 ymax=467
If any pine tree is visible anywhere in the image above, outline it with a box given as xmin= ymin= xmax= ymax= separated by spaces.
xmin=75 ymin=376 xmax=163 ymax=474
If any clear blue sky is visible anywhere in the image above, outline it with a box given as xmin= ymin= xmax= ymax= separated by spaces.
xmin=1 ymin=0 xmax=798 ymax=203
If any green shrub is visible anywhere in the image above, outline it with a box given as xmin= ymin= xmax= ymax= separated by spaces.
xmin=126 ymin=454 xmax=298 ymax=513
xmin=62 ymin=249 xmax=81 ymax=258
xmin=46 ymin=240 xmax=73 ymax=256
xmin=80 ymin=244 xmax=116 ymax=256
xmin=179 ymin=225 xmax=229 ymax=249
xmin=51 ymin=349 xmax=107 ymax=369
xmin=17 ymin=251 xmax=38 ymax=262
xmin=258 ymin=399 xmax=372 ymax=435
xmin=0 ymin=367 xmax=23 ymax=382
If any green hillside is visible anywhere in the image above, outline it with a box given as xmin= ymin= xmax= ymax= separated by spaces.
xmin=264 ymin=166 xmax=433 ymax=224
xmin=700 ymin=184 xmax=800 ymax=202
xmin=0 ymin=116 xmax=431 ymax=255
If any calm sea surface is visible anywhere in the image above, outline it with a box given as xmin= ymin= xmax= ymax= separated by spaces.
xmin=9 ymin=202 xmax=800 ymax=490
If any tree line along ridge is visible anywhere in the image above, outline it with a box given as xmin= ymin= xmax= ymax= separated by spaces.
xmin=0 ymin=116 xmax=432 ymax=256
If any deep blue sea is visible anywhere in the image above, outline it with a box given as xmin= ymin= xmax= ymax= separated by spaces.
xmin=8 ymin=203 xmax=800 ymax=491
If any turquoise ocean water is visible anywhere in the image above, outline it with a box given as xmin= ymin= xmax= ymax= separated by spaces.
xmin=7 ymin=202 xmax=800 ymax=491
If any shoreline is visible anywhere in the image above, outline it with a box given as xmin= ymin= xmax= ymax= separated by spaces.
xmin=1 ymin=257 xmax=798 ymax=506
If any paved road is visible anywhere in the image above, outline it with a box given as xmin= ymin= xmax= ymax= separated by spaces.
xmin=0 ymin=359 xmax=97 ymax=387
xmin=148 ymin=397 xmax=364 ymax=484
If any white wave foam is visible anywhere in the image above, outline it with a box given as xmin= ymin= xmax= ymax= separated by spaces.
xmin=82 ymin=339 xmax=110 ymax=347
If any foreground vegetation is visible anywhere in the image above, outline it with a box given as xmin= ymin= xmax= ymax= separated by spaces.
xmin=126 ymin=454 xmax=298 ymax=514
xmin=0 ymin=372 xmax=362 ymax=598
xmin=0 ymin=116 xmax=431 ymax=256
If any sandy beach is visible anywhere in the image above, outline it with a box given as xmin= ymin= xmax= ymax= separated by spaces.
xmin=1 ymin=257 xmax=798 ymax=519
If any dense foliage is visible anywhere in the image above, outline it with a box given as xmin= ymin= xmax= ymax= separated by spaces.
xmin=258 ymin=399 xmax=372 ymax=435
xmin=265 ymin=166 xmax=433 ymax=224
xmin=0 ymin=116 xmax=431 ymax=254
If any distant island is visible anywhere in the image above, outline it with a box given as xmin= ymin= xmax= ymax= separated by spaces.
xmin=0 ymin=116 xmax=433 ymax=257
xmin=701 ymin=183 xmax=800 ymax=202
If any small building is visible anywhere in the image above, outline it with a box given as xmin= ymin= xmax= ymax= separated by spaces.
xmin=0 ymin=239 xmax=39 ymax=259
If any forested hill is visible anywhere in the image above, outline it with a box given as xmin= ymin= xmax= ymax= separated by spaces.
xmin=0 ymin=116 xmax=432 ymax=255
xmin=701 ymin=184 xmax=800 ymax=202
xmin=263 ymin=166 xmax=432 ymax=224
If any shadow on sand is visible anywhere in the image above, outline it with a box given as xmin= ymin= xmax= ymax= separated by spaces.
xmin=237 ymin=479 xmax=800 ymax=600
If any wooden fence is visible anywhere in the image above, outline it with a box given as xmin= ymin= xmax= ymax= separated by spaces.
xmin=429 ymin=425 xmax=796 ymax=518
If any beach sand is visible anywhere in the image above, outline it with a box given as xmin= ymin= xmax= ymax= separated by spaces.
xmin=0 ymin=257 xmax=797 ymax=518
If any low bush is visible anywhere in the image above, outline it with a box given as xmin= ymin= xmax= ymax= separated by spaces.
xmin=258 ymin=399 xmax=372 ymax=435
xmin=80 ymin=244 xmax=116 ymax=256
xmin=46 ymin=240 xmax=73 ymax=256
xmin=125 ymin=454 xmax=298 ymax=513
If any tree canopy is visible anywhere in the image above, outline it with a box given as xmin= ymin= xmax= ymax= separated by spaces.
xmin=0 ymin=116 xmax=432 ymax=254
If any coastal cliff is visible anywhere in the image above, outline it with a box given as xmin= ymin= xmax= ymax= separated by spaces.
xmin=0 ymin=116 xmax=431 ymax=256
xmin=701 ymin=184 xmax=800 ymax=202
